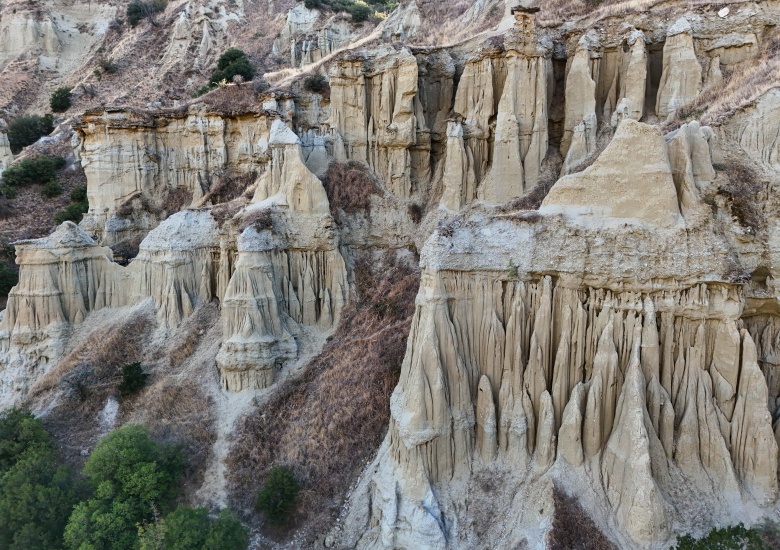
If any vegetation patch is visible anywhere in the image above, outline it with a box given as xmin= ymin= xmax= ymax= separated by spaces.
xmin=118 ymin=362 xmax=149 ymax=397
xmin=50 ymin=87 xmax=73 ymax=113
xmin=256 ymin=465 xmax=300 ymax=524
xmin=320 ymin=160 xmax=383 ymax=216
xmin=1 ymin=156 xmax=64 ymax=188
xmin=674 ymin=522 xmax=779 ymax=549
xmin=304 ymin=0 xmax=393 ymax=21
xmin=126 ymin=0 xmax=167 ymax=27
xmin=54 ymin=185 xmax=89 ymax=225
xmin=7 ymin=114 xmax=54 ymax=154
xmin=547 ymin=485 xmax=617 ymax=549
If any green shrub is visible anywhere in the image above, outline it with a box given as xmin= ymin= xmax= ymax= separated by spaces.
xmin=127 ymin=0 xmax=167 ymax=26
xmin=674 ymin=523 xmax=766 ymax=549
xmin=0 ymin=259 xmax=17 ymax=295
xmin=7 ymin=114 xmax=55 ymax=154
xmin=255 ymin=465 xmax=299 ymax=524
xmin=118 ymin=362 xmax=149 ymax=397
xmin=98 ymin=58 xmax=119 ymax=73
xmin=70 ymin=185 xmax=87 ymax=203
xmin=138 ymin=507 xmax=249 ymax=550
xmin=63 ymin=424 xmax=184 ymax=550
xmin=50 ymin=87 xmax=73 ymax=112
xmin=303 ymin=73 xmax=328 ymax=93
xmin=209 ymin=48 xmax=255 ymax=85
xmin=346 ymin=2 xmax=372 ymax=21
xmin=54 ymin=201 xmax=88 ymax=224
xmin=43 ymin=180 xmax=62 ymax=197
xmin=1 ymin=156 xmax=65 ymax=188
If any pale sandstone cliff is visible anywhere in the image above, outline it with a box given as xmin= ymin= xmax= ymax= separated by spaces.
xmin=2 ymin=1 xmax=780 ymax=548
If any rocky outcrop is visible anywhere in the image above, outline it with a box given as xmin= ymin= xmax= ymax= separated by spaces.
xmin=561 ymin=40 xmax=597 ymax=165
xmin=328 ymin=47 xmax=424 ymax=199
xmin=542 ymin=120 xmax=682 ymax=227
xmin=217 ymin=121 xmax=348 ymax=390
xmin=342 ymin=97 xmax=780 ymax=547
xmin=76 ymin=108 xmax=272 ymax=244
xmin=478 ymin=53 xmax=549 ymax=203
xmin=656 ymin=18 xmax=702 ymax=120
xmin=0 ymin=223 xmax=123 ymax=402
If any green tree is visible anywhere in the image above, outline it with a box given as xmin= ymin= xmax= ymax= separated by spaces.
xmin=127 ymin=0 xmax=167 ymax=26
xmin=50 ymin=87 xmax=73 ymax=112
xmin=255 ymin=464 xmax=299 ymax=524
xmin=63 ymin=424 xmax=184 ymax=550
xmin=138 ymin=506 xmax=249 ymax=550
xmin=0 ymin=409 xmax=79 ymax=549
xmin=7 ymin=114 xmax=55 ymax=154
xmin=209 ymin=48 xmax=255 ymax=85
xmin=118 ymin=362 xmax=149 ymax=397
xmin=0 ymin=408 xmax=51 ymax=471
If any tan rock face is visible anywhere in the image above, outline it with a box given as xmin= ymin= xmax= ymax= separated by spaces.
xmin=328 ymin=48 xmax=424 ymax=199
xmin=76 ymin=109 xmax=272 ymax=244
xmin=656 ymin=18 xmax=702 ymax=120
xmin=542 ymin=120 xmax=682 ymax=227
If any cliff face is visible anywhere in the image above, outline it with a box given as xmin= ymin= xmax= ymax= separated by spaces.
xmin=2 ymin=1 xmax=780 ymax=547
xmin=343 ymin=118 xmax=779 ymax=549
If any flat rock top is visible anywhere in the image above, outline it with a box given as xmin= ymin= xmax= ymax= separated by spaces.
xmin=15 ymin=221 xmax=96 ymax=250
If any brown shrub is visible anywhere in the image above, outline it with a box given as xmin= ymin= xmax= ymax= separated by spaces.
xmin=199 ymin=83 xmax=259 ymax=115
xmin=203 ymin=169 xmax=256 ymax=205
xmin=162 ymin=187 xmax=193 ymax=216
xmin=718 ymin=160 xmax=766 ymax=233
xmin=499 ymin=176 xmax=556 ymax=212
xmin=238 ymin=207 xmax=274 ymax=232
xmin=226 ymin=252 xmax=420 ymax=541
xmin=320 ymin=160 xmax=382 ymax=216
xmin=547 ymin=485 xmax=617 ymax=550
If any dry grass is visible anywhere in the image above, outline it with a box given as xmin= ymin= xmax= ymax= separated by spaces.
xmin=320 ymin=160 xmax=383 ymax=217
xmin=547 ymin=485 xmax=617 ymax=550
xmin=167 ymin=303 xmax=220 ymax=369
xmin=237 ymin=207 xmax=274 ymax=232
xmin=200 ymin=170 xmax=256 ymax=206
xmin=199 ymin=83 xmax=262 ymax=115
xmin=28 ymin=311 xmax=154 ymax=463
xmin=162 ymin=187 xmax=193 ymax=217
xmin=226 ymin=252 xmax=419 ymax=541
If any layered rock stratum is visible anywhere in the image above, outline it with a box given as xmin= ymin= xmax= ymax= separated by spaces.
xmin=2 ymin=0 xmax=780 ymax=548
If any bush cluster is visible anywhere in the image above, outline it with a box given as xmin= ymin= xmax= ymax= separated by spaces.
xmin=1 ymin=413 xmax=250 ymax=549
xmin=2 ymin=155 xmax=65 ymax=198
xmin=304 ymin=0 xmax=393 ymax=21
xmin=127 ymin=0 xmax=167 ymax=26
xmin=674 ymin=523 xmax=772 ymax=549
xmin=54 ymin=186 xmax=89 ymax=225
xmin=256 ymin=464 xmax=300 ymax=524
xmin=0 ymin=409 xmax=80 ymax=549
xmin=7 ymin=114 xmax=54 ymax=154
xmin=50 ymin=87 xmax=73 ymax=112
xmin=209 ymin=48 xmax=255 ymax=86
xmin=118 ymin=362 xmax=149 ymax=397
xmin=303 ymin=73 xmax=328 ymax=93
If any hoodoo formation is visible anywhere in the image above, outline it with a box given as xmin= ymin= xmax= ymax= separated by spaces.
xmin=1 ymin=0 xmax=780 ymax=548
